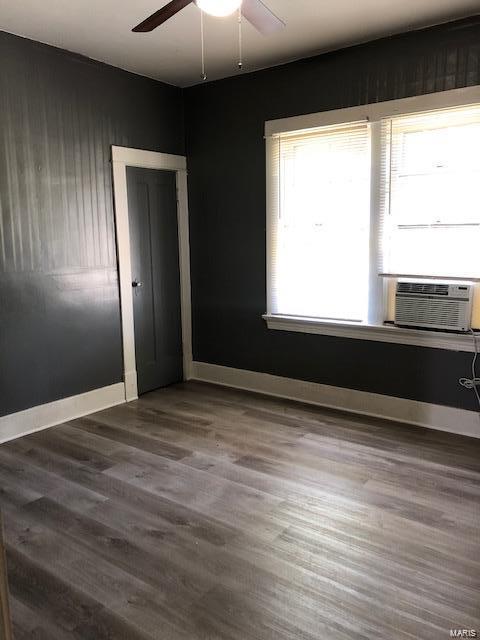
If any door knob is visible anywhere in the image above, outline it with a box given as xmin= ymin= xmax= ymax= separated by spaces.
xmin=132 ymin=280 xmax=143 ymax=288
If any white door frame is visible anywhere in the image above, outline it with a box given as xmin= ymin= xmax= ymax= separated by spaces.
xmin=111 ymin=145 xmax=192 ymax=402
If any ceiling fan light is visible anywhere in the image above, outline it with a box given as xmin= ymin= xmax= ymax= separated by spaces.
xmin=196 ymin=0 xmax=242 ymax=17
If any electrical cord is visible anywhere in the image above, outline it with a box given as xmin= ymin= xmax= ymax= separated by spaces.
xmin=459 ymin=329 xmax=480 ymax=413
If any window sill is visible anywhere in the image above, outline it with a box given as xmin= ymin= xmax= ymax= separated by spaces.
xmin=262 ymin=314 xmax=476 ymax=353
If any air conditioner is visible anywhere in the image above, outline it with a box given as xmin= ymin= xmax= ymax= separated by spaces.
xmin=394 ymin=280 xmax=473 ymax=332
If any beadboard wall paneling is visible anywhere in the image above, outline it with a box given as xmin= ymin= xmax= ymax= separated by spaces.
xmin=185 ymin=17 xmax=480 ymax=411
xmin=0 ymin=31 xmax=184 ymax=417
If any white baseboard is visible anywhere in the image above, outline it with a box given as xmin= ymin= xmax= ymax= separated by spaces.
xmin=190 ymin=362 xmax=480 ymax=439
xmin=0 ymin=383 xmax=126 ymax=444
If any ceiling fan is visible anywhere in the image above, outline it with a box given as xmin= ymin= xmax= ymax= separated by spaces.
xmin=132 ymin=0 xmax=285 ymax=36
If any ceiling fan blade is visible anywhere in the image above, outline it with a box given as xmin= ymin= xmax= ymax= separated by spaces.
xmin=241 ymin=0 xmax=285 ymax=35
xmin=132 ymin=0 xmax=194 ymax=32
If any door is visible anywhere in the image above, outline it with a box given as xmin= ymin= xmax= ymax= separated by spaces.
xmin=126 ymin=167 xmax=183 ymax=395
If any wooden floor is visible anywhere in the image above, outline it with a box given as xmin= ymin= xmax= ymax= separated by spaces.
xmin=1 ymin=382 xmax=479 ymax=640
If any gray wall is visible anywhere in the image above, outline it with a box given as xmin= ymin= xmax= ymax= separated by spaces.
xmin=2 ymin=18 xmax=480 ymax=418
xmin=0 ymin=31 xmax=184 ymax=416
xmin=185 ymin=17 xmax=480 ymax=411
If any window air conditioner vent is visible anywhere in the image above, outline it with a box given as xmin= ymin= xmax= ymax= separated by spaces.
xmin=395 ymin=281 xmax=473 ymax=332
xmin=397 ymin=282 xmax=449 ymax=296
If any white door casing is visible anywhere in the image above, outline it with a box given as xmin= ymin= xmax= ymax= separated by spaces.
xmin=111 ymin=145 xmax=193 ymax=401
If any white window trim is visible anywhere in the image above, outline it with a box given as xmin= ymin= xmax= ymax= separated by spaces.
xmin=263 ymin=314 xmax=477 ymax=353
xmin=264 ymin=86 xmax=480 ymax=353
xmin=265 ymin=86 xmax=480 ymax=136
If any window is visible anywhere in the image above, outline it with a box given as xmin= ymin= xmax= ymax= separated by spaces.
xmin=380 ymin=105 xmax=480 ymax=279
xmin=265 ymin=94 xmax=480 ymax=345
xmin=269 ymin=122 xmax=371 ymax=322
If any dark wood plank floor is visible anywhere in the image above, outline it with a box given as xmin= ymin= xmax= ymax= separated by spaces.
xmin=1 ymin=381 xmax=480 ymax=639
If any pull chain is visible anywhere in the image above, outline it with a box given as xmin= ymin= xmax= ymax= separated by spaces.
xmin=238 ymin=8 xmax=243 ymax=71
xmin=200 ymin=10 xmax=207 ymax=81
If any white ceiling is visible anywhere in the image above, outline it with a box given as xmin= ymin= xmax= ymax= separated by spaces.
xmin=1 ymin=0 xmax=479 ymax=87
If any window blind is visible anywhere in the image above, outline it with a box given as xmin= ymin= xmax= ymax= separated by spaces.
xmin=379 ymin=104 xmax=480 ymax=279
xmin=267 ymin=121 xmax=371 ymax=322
